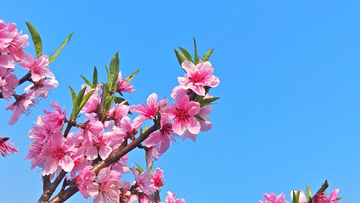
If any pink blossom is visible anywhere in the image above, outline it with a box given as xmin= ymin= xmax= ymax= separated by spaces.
xmin=0 ymin=19 xmax=28 ymax=61
xmin=107 ymin=101 xmax=130 ymax=125
xmin=116 ymin=71 xmax=135 ymax=96
xmin=42 ymin=101 xmax=66 ymax=131
xmin=0 ymin=54 xmax=15 ymax=69
xmin=24 ymin=78 xmax=58 ymax=99
xmin=0 ymin=137 xmax=18 ymax=157
xmin=6 ymin=92 xmax=37 ymax=125
xmin=112 ymin=155 xmax=131 ymax=174
xmin=145 ymin=113 xmax=178 ymax=154
xmin=0 ymin=67 xmax=18 ymax=101
xmin=85 ymin=130 xmax=112 ymax=160
xmin=178 ymin=60 xmax=219 ymax=96
xmin=161 ymin=92 xmax=200 ymax=135
xmin=259 ymin=192 xmax=288 ymax=203
xmin=151 ymin=168 xmax=164 ymax=190
xmin=19 ymin=52 xmax=54 ymax=82
xmin=131 ymin=164 xmax=156 ymax=195
xmin=165 ymin=191 xmax=186 ymax=203
xmin=93 ymin=167 xmax=122 ymax=203
xmin=107 ymin=116 xmax=143 ymax=142
xmin=81 ymin=84 xmax=101 ymax=114
xmin=39 ymin=130 xmax=75 ymax=175
xmin=182 ymin=105 xmax=212 ymax=142
xmin=76 ymin=166 xmax=99 ymax=199
xmin=131 ymin=93 xmax=168 ymax=121
xmin=313 ymin=189 xmax=340 ymax=203
xmin=145 ymin=146 xmax=158 ymax=169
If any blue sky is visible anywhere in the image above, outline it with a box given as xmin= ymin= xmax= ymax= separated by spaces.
xmin=1 ymin=1 xmax=360 ymax=202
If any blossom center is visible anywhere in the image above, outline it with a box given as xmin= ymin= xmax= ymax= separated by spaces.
xmin=189 ymin=72 xmax=205 ymax=84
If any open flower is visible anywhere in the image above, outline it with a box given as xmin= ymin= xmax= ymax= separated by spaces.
xmin=161 ymin=92 xmax=200 ymax=135
xmin=178 ymin=60 xmax=219 ymax=96
xmin=259 ymin=192 xmax=288 ymax=203
xmin=131 ymin=93 xmax=168 ymax=121
xmin=19 ymin=52 xmax=54 ymax=82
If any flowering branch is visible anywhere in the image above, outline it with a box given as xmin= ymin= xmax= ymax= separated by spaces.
xmin=48 ymin=122 xmax=160 ymax=203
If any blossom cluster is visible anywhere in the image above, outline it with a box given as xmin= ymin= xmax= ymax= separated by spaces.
xmin=259 ymin=189 xmax=341 ymax=203
xmin=0 ymin=19 xmax=59 ymax=125
xmin=24 ymin=52 xmax=219 ymax=202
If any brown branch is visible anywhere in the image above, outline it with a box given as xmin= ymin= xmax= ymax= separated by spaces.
xmin=307 ymin=180 xmax=329 ymax=203
xmin=37 ymin=170 xmax=67 ymax=203
xmin=154 ymin=190 xmax=161 ymax=203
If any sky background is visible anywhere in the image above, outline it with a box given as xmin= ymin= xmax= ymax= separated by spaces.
xmin=1 ymin=1 xmax=360 ymax=202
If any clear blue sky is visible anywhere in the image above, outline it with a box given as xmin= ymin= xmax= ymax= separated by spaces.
xmin=1 ymin=1 xmax=360 ymax=202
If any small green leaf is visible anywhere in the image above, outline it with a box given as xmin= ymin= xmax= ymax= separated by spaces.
xmin=77 ymin=90 xmax=95 ymax=116
xmin=144 ymin=125 xmax=149 ymax=133
xmin=200 ymin=97 xmax=220 ymax=107
xmin=114 ymin=97 xmax=130 ymax=105
xmin=126 ymin=69 xmax=139 ymax=83
xmin=109 ymin=52 xmax=119 ymax=89
xmin=49 ymin=32 xmax=73 ymax=63
xmin=105 ymin=64 xmax=109 ymax=77
xmin=306 ymin=185 xmax=312 ymax=202
xmin=68 ymin=86 xmax=76 ymax=108
xmin=178 ymin=46 xmax=193 ymax=62
xmin=194 ymin=37 xmax=199 ymax=65
xmin=292 ymin=190 xmax=300 ymax=203
xmin=174 ymin=48 xmax=187 ymax=66
xmin=93 ymin=66 xmax=98 ymax=87
xmin=202 ymin=48 xmax=214 ymax=62
xmin=135 ymin=163 xmax=144 ymax=173
xmin=74 ymin=87 xmax=87 ymax=116
xmin=80 ymin=75 xmax=92 ymax=88
xmin=25 ymin=21 xmax=42 ymax=58
xmin=194 ymin=95 xmax=204 ymax=102
xmin=104 ymin=96 xmax=115 ymax=114
xmin=194 ymin=114 xmax=205 ymax=121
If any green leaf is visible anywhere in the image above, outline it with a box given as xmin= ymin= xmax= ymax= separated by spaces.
xmin=194 ymin=37 xmax=199 ymax=65
xmin=93 ymin=66 xmax=98 ymax=87
xmin=74 ymin=87 xmax=87 ymax=116
xmin=194 ymin=114 xmax=205 ymax=121
xmin=194 ymin=95 xmax=204 ymax=102
xmin=105 ymin=64 xmax=109 ymax=77
xmin=174 ymin=48 xmax=187 ymax=66
xmin=114 ymin=97 xmax=129 ymax=105
xmin=306 ymin=185 xmax=312 ymax=202
xmin=135 ymin=163 xmax=144 ymax=173
xmin=80 ymin=75 xmax=92 ymax=88
xmin=143 ymin=125 xmax=149 ymax=133
xmin=78 ymin=90 xmax=95 ymax=115
xmin=292 ymin=190 xmax=300 ymax=203
xmin=178 ymin=46 xmax=193 ymax=62
xmin=68 ymin=86 xmax=76 ymax=109
xmin=200 ymin=97 xmax=220 ymax=107
xmin=202 ymin=48 xmax=214 ymax=62
xmin=104 ymin=96 xmax=115 ymax=114
xmin=49 ymin=32 xmax=73 ymax=63
xmin=108 ymin=52 xmax=119 ymax=89
xmin=25 ymin=21 xmax=42 ymax=58
xmin=126 ymin=69 xmax=139 ymax=83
